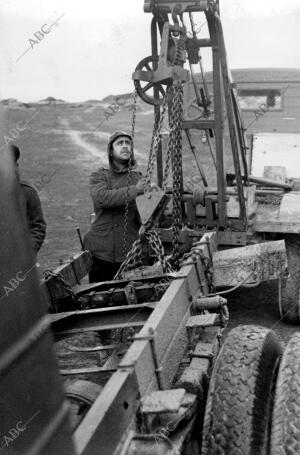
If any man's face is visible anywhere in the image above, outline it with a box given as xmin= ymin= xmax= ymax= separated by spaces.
xmin=111 ymin=136 xmax=132 ymax=162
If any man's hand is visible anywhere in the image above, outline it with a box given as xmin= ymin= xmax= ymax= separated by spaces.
xmin=136 ymin=177 xmax=147 ymax=195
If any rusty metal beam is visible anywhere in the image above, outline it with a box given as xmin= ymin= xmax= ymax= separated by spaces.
xmin=151 ymin=17 xmax=164 ymax=187
xmin=74 ymin=369 xmax=140 ymax=455
xmin=60 ymin=366 xmax=117 ymax=375
xmin=51 ymin=304 xmax=155 ymax=339
xmin=74 ymin=233 xmax=217 ymax=455
xmin=79 ymin=284 xmax=160 ymax=308
xmin=215 ymin=13 xmax=247 ymax=227
xmin=207 ymin=16 xmax=226 ymax=227
xmin=75 ymin=274 xmax=167 ymax=296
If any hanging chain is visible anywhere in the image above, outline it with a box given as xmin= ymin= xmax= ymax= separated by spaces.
xmin=147 ymin=117 xmax=158 ymax=183
xmin=115 ymin=229 xmax=172 ymax=280
xmin=168 ymin=81 xmax=184 ymax=270
xmin=116 ymin=237 xmax=143 ymax=279
xmin=119 ymin=81 xmax=184 ymax=275
xmin=147 ymin=230 xmax=173 ymax=273
xmin=145 ymin=91 xmax=169 ymax=192
xmin=43 ymin=269 xmax=84 ymax=308
xmin=122 ymin=89 xmax=138 ymax=260
xmin=163 ymin=85 xmax=174 ymax=190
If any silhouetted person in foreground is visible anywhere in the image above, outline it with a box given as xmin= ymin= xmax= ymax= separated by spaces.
xmin=10 ymin=144 xmax=47 ymax=255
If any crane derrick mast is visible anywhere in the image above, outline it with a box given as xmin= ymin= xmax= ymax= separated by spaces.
xmin=134 ymin=0 xmax=250 ymax=250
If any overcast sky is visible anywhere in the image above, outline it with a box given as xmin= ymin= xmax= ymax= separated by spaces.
xmin=1 ymin=0 xmax=299 ymax=102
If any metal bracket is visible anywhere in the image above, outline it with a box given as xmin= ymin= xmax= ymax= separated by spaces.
xmin=124 ymin=284 xmax=138 ymax=305
xmin=136 ymin=188 xmax=168 ymax=226
xmin=189 ymin=352 xmax=214 ymax=361
xmin=134 ymin=328 xmax=163 ymax=389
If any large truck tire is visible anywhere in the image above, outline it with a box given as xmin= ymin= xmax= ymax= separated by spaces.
xmin=280 ymin=235 xmax=300 ymax=324
xmin=270 ymin=333 xmax=300 ymax=454
xmin=201 ymin=325 xmax=282 ymax=455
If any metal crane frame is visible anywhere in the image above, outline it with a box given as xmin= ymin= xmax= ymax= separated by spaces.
xmin=134 ymin=0 xmax=250 ymax=237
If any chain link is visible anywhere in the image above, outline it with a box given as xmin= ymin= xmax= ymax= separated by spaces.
xmin=168 ymin=81 xmax=184 ymax=270
xmin=147 ymin=116 xmax=158 ymax=183
xmin=43 ymin=269 xmax=83 ymax=307
xmin=121 ymin=82 xmax=185 ymax=274
xmin=145 ymin=91 xmax=169 ymax=191
xmin=122 ymin=89 xmax=138 ymax=260
xmin=115 ymin=229 xmax=172 ymax=280
xmin=147 ymin=230 xmax=173 ymax=274
xmin=163 ymin=86 xmax=174 ymax=190
xmin=174 ymin=36 xmax=186 ymax=66
xmin=180 ymin=247 xmax=214 ymax=293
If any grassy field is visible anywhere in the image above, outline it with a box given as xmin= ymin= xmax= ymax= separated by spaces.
xmin=4 ymin=98 xmax=234 ymax=271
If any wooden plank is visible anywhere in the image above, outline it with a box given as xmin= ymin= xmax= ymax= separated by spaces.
xmin=182 ymin=119 xmax=215 ymax=130
xmin=43 ymin=251 xmax=92 ymax=301
xmin=213 ymin=240 xmax=287 ymax=287
xmin=254 ymin=220 xmax=300 ymax=233
xmin=217 ymin=229 xmax=247 ymax=245
xmin=161 ymin=213 xmax=247 ymax=230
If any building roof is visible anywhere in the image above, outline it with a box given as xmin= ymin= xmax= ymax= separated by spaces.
xmin=198 ymin=68 xmax=300 ymax=83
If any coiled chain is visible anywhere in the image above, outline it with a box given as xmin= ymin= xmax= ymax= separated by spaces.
xmin=115 ymin=229 xmax=172 ymax=280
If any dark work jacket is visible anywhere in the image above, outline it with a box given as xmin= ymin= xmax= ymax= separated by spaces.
xmin=20 ymin=181 xmax=47 ymax=254
xmin=83 ymin=165 xmax=142 ymax=263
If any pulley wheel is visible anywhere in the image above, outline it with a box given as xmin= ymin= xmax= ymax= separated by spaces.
xmin=134 ymin=56 xmax=168 ymax=106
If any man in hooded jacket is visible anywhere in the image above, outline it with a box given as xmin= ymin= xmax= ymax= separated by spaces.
xmin=84 ymin=131 xmax=147 ymax=282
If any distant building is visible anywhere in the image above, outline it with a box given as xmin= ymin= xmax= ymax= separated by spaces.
xmin=185 ymin=68 xmax=300 ymax=135
xmin=38 ymin=97 xmax=65 ymax=105
xmin=233 ymin=68 xmax=300 ymax=135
